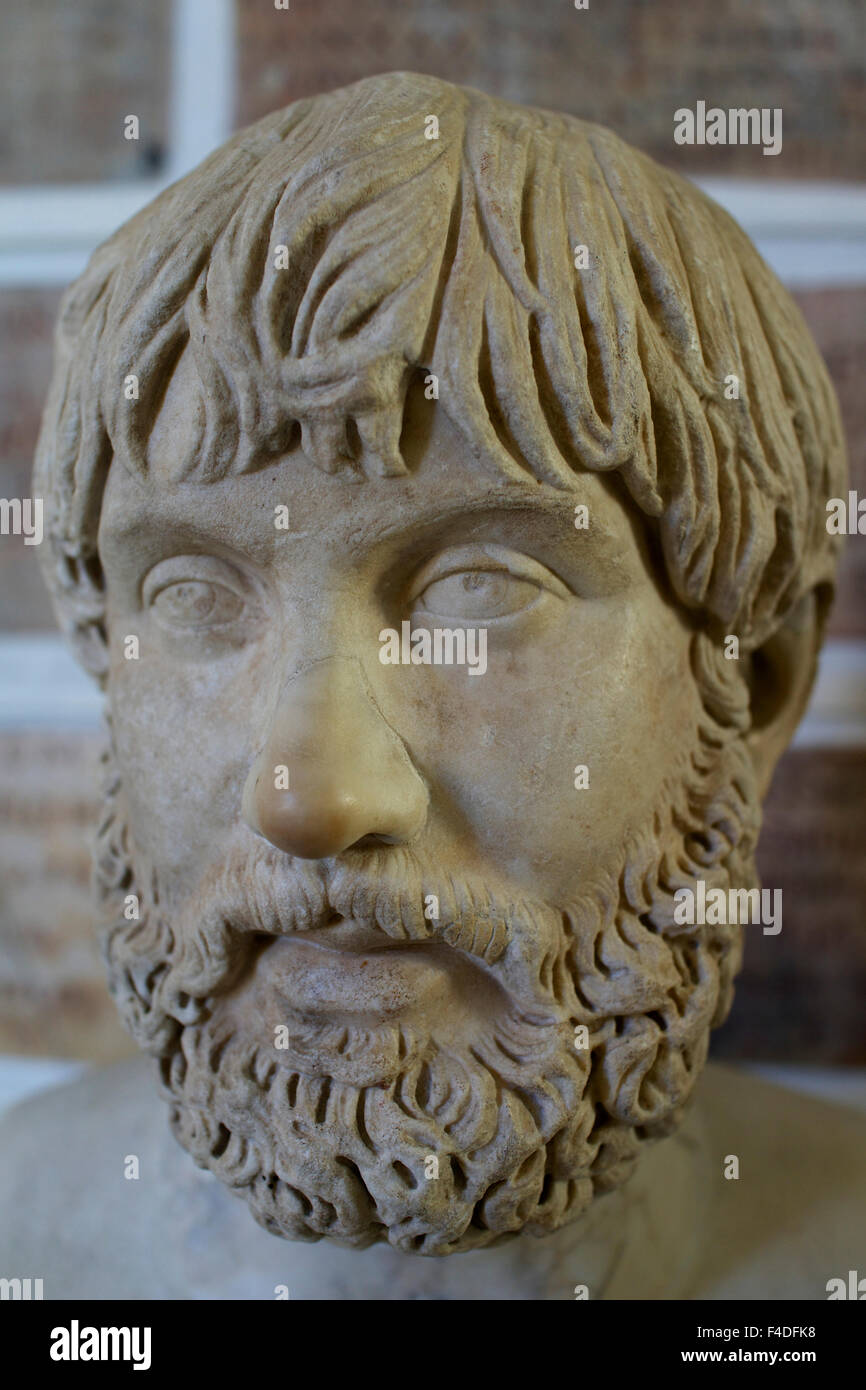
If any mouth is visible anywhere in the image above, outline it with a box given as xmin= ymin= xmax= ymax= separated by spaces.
xmin=228 ymin=905 xmax=513 ymax=1034
xmin=289 ymin=912 xmax=409 ymax=954
xmin=189 ymin=852 xmax=522 ymax=967
xmin=258 ymin=927 xmax=461 ymax=1019
xmin=203 ymin=902 xmax=562 ymax=1086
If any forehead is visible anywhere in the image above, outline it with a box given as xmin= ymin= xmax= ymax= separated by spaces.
xmin=98 ymin=364 xmax=650 ymax=580
xmin=99 ymin=453 xmax=644 ymax=582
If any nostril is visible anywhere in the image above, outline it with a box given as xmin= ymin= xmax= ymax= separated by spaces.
xmin=350 ymin=833 xmax=402 ymax=850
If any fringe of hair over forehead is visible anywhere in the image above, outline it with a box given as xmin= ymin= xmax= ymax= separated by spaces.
xmin=34 ymin=71 xmax=845 ymax=679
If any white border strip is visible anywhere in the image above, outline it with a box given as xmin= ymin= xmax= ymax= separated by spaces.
xmin=0 ymin=634 xmax=864 ymax=746
xmin=751 ymin=238 xmax=866 ymax=289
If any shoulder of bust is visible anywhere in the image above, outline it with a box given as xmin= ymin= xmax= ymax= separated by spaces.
xmin=0 ymin=1057 xmax=176 ymax=1291
xmin=691 ymin=1062 xmax=866 ymax=1298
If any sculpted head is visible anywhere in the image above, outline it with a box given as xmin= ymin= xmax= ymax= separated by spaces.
xmin=34 ymin=73 xmax=844 ymax=1254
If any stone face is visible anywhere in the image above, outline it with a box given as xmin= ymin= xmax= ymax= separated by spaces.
xmin=29 ymin=72 xmax=848 ymax=1257
xmin=5 ymin=287 xmax=865 ymax=641
xmin=2 ymin=741 xmax=863 ymax=1067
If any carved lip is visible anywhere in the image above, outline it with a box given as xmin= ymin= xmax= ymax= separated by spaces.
xmin=267 ymin=907 xmax=510 ymax=967
xmin=257 ymin=925 xmax=456 ymax=1021
xmin=278 ymin=914 xmax=410 ymax=954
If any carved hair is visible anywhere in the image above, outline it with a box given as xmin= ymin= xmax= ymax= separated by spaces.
xmin=34 ymin=71 xmax=844 ymax=681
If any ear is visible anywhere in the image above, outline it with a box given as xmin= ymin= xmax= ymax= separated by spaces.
xmin=745 ymin=590 xmax=822 ymax=800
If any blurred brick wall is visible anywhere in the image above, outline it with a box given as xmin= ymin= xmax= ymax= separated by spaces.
xmin=0 ymin=0 xmax=171 ymax=184
xmin=794 ymin=288 xmax=866 ymax=639
xmin=238 ymin=0 xmax=866 ymax=180
xmin=717 ymin=749 xmax=866 ymax=1063
xmin=0 ymin=289 xmax=62 ymax=631
xmin=2 ymin=0 xmax=864 ymax=183
xmin=0 ymin=0 xmax=863 ymax=1062
xmin=0 ymin=732 xmax=133 ymax=1061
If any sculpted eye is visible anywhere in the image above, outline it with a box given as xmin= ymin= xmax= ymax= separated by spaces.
xmin=151 ymin=579 xmax=243 ymax=628
xmin=414 ymin=569 xmax=542 ymax=621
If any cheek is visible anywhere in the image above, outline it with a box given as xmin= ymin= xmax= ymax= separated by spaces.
xmin=107 ymin=647 xmax=259 ymax=880
xmin=384 ymin=597 xmax=698 ymax=898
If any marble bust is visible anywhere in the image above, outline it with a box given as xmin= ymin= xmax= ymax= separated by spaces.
xmin=2 ymin=71 xmax=865 ymax=1299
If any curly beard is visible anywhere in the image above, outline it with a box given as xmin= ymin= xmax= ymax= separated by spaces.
xmin=94 ymin=636 xmax=758 ymax=1254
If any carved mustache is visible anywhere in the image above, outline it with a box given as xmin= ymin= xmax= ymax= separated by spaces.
xmin=234 ymin=850 xmax=514 ymax=961
xmin=185 ymin=841 xmax=541 ymax=968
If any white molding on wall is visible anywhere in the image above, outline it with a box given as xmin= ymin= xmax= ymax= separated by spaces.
xmin=0 ymin=181 xmax=168 ymax=253
xmin=694 ymin=179 xmax=866 ymax=235
xmin=695 ymin=179 xmax=866 ymax=288
xmin=2 ymin=178 xmax=865 ymax=289
xmin=790 ymin=640 xmax=866 ymax=749
xmin=165 ymin=0 xmax=235 ymax=185
xmin=750 ymin=239 xmax=866 ymax=289
xmin=0 ymin=636 xmax=101 ymax=729
xmin=0 ymin=1058 xmax=89 ymax=1122
xmin=0 ymin=634 xmax=864 ymax=747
